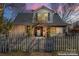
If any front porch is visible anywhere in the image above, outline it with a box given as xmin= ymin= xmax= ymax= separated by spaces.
xmin=23 ymin=24 xmax=65 ymax=38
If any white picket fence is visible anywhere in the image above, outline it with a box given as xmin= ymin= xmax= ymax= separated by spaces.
xmin=0 ymin=33 xmax=79 ymax=52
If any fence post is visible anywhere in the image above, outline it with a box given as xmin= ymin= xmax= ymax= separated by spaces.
xmin=38 ymin=38 xmax=39 ymax=51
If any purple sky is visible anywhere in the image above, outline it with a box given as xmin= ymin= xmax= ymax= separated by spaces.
xmin=25 ymin=3 xmax=52 ymax=10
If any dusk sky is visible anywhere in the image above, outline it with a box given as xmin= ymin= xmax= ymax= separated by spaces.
xmin=3 ymin=3 xmax=79 ymax=23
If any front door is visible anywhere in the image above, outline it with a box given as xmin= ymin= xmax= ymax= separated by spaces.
xmin=34 ymin=26 xmax=43 ymax=37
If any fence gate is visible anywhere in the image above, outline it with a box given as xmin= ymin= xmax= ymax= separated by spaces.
xmin=27 ymin=37 xmax=46 ymax=52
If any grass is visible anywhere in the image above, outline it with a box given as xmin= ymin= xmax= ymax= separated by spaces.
xmin=0 ymin=51 xmax=30 ymax=56
xmin=0 ymin=51 xmax=53 ymax=56
xmin=0 ymin=51 xmax=78 ymax=56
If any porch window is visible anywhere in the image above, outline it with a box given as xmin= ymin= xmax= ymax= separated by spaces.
xmin=50 ymin=27 xmax=63 ymax=37
xmin=50 ymin=27 xmax=56 ymax=37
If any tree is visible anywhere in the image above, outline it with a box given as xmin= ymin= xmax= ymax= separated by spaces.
xmin=58 ymin=3 xmax=79 ymax=24
xmin=0 ymin=16 xmax=14 ymax=36
xmin=0 ymin=16 xmax=4 ymax=33
xmin=3 ymin=19 xmax=14 ymax=36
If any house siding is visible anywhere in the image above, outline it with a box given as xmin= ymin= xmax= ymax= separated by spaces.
xmin=9 ymin=25 xmax=26 ymax=37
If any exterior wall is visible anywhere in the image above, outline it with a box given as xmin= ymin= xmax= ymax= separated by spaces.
xmin=32 ymin=26 xmax=64 ymax=37
xmin=33 ymin=8 xmax=54 ymax=23
xmin=9 ymin=25 xmax=26 ymax=37
xmin=9 ymin=25 xmax=34 ymax=37
xmin=9 ymin=24 xmax=64 ymax=38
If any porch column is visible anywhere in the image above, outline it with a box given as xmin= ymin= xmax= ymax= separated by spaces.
xmin=25 ymin=25 xmax=33 ymax=37
xmin=47 ymin=27 xmax=50 ymax=37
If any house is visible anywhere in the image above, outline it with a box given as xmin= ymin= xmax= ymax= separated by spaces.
xmin=9 ymin=6 xmax=67 ymax=38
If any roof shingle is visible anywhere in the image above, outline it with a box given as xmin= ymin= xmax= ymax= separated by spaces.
xmin=14 ymin=13 xmax=33 ymax=25
xmin=52 ymin=13 xmax=67 ymax=26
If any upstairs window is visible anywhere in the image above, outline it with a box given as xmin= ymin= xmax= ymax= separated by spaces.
xmin=37 ymin=13 xmax=49 ymax=23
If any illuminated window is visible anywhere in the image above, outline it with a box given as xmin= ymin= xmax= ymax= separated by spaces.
xmin=37 ymin=13 xmax=48 ymax=22
xmin=50 ymin=27 xmax=56 ymax=36
xmin=50 ymin=27 xmax=63 ymax=37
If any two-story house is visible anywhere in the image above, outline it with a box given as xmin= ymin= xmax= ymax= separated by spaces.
xmin=9 ymin=6 xmax=67 ymax=38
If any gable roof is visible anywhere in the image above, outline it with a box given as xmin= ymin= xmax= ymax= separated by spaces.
xmin=14 ymin=6 xmax=67 ymax=26
xmin=14 ymin=13 xmax=33 ymax=25
xmin=33 ymin=6 xmax=54 ymax=13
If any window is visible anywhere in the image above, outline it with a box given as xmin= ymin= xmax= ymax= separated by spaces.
xmin=50 ymin=27 xmax=63 ymax=37
xmin=50 ymin=27 xmax=56 ymax=37
xmin=37 ymin=13 xmax=48 ymax=23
